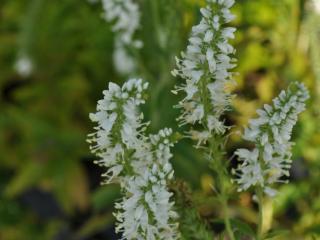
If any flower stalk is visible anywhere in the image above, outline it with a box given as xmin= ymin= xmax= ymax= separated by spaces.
xmin=233 ymin=82 xmax=309 ymax=239
xmin=172 ymin=0 xmax=237 ymax=239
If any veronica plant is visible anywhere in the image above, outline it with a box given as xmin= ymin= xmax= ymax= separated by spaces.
xmin=88 ymin=79 xmax=179 ymax=240
xmin=233 ymin=82 xmax=309 ymax=239
xmin=172 ymin=0 xmax=237 ymax=239
xmin=88 ymin=0 xmax=311 ymax=239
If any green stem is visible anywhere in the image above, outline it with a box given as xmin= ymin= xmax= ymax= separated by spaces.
xmin=200 ymin=73 xmax=234 ymax=240
xmin=207 ymin=135 xmax=235 ymax=240
xmin=19 ymin=0 xmax=45 ymax=56
xmin=256 ymin=186 xmax=264 ymax=240
xmin=150 ymin=0 xmax=162 ymax=49
xmin=221 ymin=195 xmax=235 ymax=240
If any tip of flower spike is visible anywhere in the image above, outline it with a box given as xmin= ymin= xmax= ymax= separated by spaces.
xmin=290 ymin=81 xmax=310 ymax=101
xmin=209 ymin=0 xmax=235 ymax=8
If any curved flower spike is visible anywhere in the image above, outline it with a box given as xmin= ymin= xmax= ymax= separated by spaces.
xmin=233 ymin=82 xmax=309 ymax=196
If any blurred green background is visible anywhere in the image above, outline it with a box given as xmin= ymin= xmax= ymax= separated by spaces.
xmin=0 ymin=0 xmax=320 ymax=239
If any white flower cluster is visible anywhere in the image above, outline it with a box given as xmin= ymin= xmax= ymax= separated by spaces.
xmin=88 ymin=79 xmax=149 ymax=183
xmin=102 ymin=0 xmax=142 ymax=47
xmin=101 ymin=0 xmax=142 ymax=74
xmin=88 ymin=79 xmax=179 ymax=239
xmin=172 ymin=0 xmax=236 ymax=146
xmin=115 ymin=128 xmax=179 ymax=240
xmin=233 ymin=82 xmax=309 ymax=197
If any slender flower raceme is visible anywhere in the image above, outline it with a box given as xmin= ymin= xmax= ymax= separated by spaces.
xmin=233 ymin=82 xmax=309 ymax=197
xmin=101 ymin=0 xmax=142 ymax=74
xmin=172 ymin=2 xmax=237 ymax=239
xmin=115 ymin=128 xmax=179 ymax=240
xmin=88 ymin=78 xmax=149 ymax=183
xmin=88 ymin=80 xmax=179 ymax=239
xmin=172 ymin=0 xmax=236 ymax=146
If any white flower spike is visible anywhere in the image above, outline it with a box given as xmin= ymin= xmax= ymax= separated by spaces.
xmin=88 ymin=78 xmax=149 ymax=183
xmin=172 ymin=0 xmax=236 ymax=146
xmin=89 ymin=80 xmax=179 ymax=239
xmin=115 ymin=128 xmax=179 ymax=240
xmin=233 ymin=82 xmax=309 ymax=197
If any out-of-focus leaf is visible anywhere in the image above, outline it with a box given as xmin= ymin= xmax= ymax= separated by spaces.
xmin=238 ymin=42 xmax=270 ymax=73
xmin=49 ymin=162 xmax=90 ymax=213
xmin=305 ymin=224 xmax=320 ymax=235
xmin=256 ymin=76 xmax=274 ymax=102
xmin=244 ymin=1 xmax=276 ymax=26
xmin=65 ymin=165 xmax=90 ymax=211
xmin=91 ymin=185 xmax=120 ymax=211
xmin=4 ymin=162 xmax=44 ymax=197
xmin=75 ymin=213 xmax=114 ymax=239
